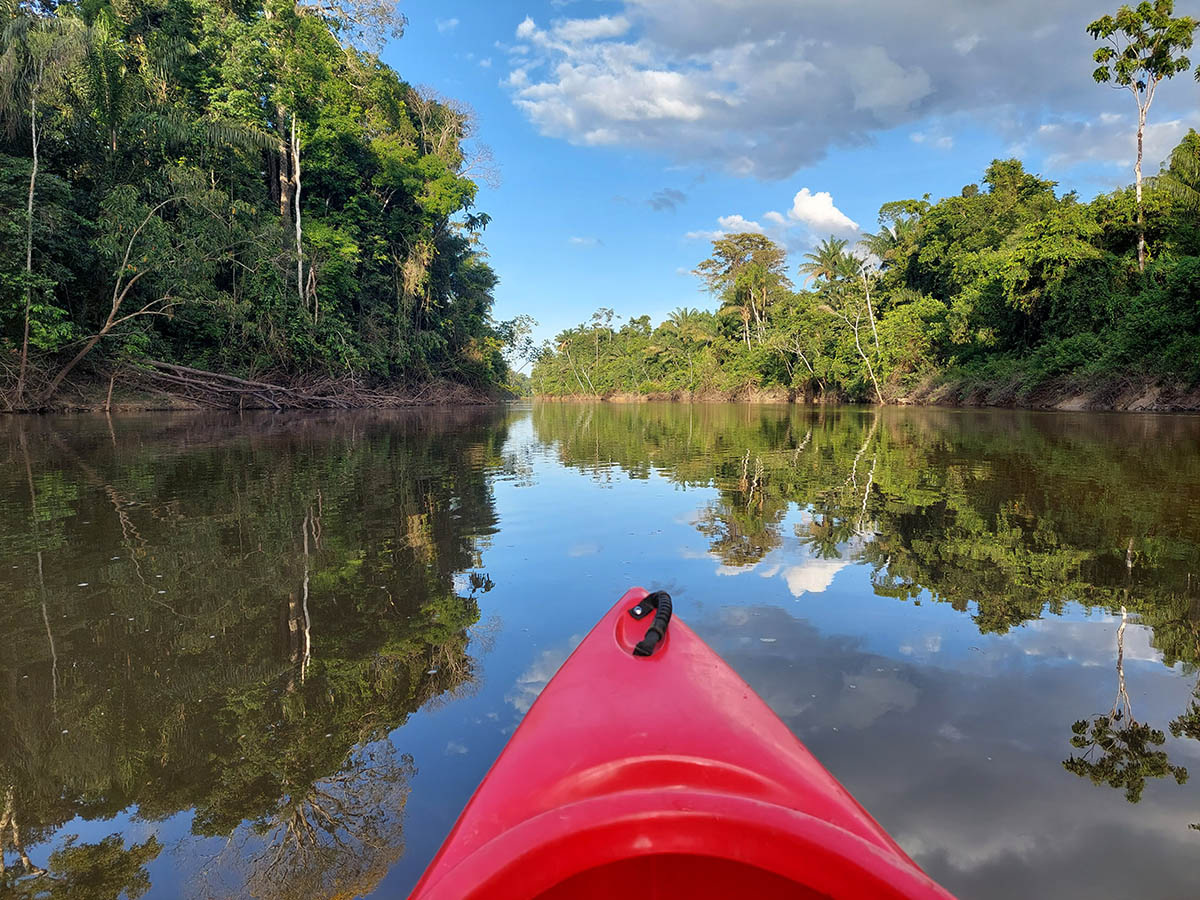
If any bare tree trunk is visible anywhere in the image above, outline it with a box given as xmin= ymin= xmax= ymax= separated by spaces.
xmin=38 ymin=551 xmax=57 ymax=710
xmin=300 ymin=509 xmax=312 ymax=683
xmin=40 ymin=198 xmax=177 ymax=403
xmin=16 ymin=95 xmax=39 ymax=404
xmin=842 ymin=310 xmax=885 ymax=405
xmin=562 ymin=344 xmax=586 ymax=395
xmin=857 ymin=320 xmax=885 ymax=405
xmin=862 ymin=273 xmax=880 ymax=355
xmin=292 ymin=115 xmax=305 ymax=310
xmin=1135 ymin=106 xmax=1146 ymax=273
xmin=42 ymin=328 xmax=105 ymax=402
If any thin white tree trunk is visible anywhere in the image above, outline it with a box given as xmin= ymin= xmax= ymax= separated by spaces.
xmin=862 ymin=272 xmax=880 ymax=355
xmin=16 ymin=94 xmax=39 ymax=403
xmin=292 ymin=115 xmax=305 ymax=309
xmin=1135 ymin=106 xmax=1146 ymax=272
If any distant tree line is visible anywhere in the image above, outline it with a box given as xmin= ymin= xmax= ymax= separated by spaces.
xmin=0 ymin=0 xmax=524 ymax=409
xmin=534 ymin=148 xmax=1200 ymax=403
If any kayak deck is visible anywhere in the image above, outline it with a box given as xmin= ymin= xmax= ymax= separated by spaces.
xmin=410 ymin=588 xmax=955 ymax=899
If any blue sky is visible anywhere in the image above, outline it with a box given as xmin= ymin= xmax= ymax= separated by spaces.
xmin=379 ymin=0 xmax=1200 ymax=348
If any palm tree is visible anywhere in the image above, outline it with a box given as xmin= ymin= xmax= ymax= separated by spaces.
xmin=663 ymin=307 xmax=716 ymax=388
xmin=798 ymin=236 xmax=849 ymax=283
xmin=0 ymin=3 xmax=87 ymax=404
xmin=1152 ymin=128 xmax=1200 ymax=215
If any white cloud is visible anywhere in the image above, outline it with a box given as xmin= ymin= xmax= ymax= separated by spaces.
xmin=553 ymin=15 xmax=631 ymax=42
xmin=719 ymin=214 xmax=763 ymax=233
xmin=911 ymin=131 xmax=954 ymax=150
xmin=515 ymin=16 xmax=536 ymax=39
xmin=787 ymin=188 xmax=859 ymax=234
xmin=1035 ymin=114 xmax=1200 ymax=173
xmin=479 ymin=57 xmax=493 ymax=69
xmin=504 ymin=0 xmax=1200 ymax=178
xmin=436 ymin=17 xmax=459 ymax=33
xmin=782 ymin=558 xmax=851 ymax=597
xmin=687 ymin=186 xmax=857 ymax=245
xmin=684 ymin=214 xmax=763 ymax=241
xmin=568 ymin=235 xmax=601 ymax=246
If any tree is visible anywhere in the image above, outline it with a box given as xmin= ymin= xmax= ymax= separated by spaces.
xmin=694 ymin=233 xmax=790 ymax=348
xmin=1064 ymin=609 xmax=1189 ymax=802
xmin=0 ymin=4 xmax=87 ymax=405
xmin=798 ymin=236 xmax=849 ymax=284
xmin=1152 ymin=127 xmax=1200 ymax=214
xmin=1088 ymin=0 xmax=1199 ymax=271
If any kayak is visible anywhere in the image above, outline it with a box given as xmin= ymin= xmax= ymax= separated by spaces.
xmin=409 ymin=588 xmax=956 ymax=899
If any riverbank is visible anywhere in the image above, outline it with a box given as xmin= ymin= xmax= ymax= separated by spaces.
xmin=534 ymin=373 xmax=1200 ymax=412
xmin=5 ymin=370 xmax=505 ymax=413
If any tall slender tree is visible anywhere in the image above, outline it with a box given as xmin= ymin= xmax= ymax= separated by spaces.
xmin=0 ymin=4 xmax=86 ymax=404
xmin=1088 ymin=0 xmax=1198 ymax=271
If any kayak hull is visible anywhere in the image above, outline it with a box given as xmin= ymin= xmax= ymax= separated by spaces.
xmin=410 ymin=588 xmax=955 ymax=899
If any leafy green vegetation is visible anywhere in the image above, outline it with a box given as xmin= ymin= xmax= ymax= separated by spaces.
xmin=0 ymin=0 xmax=520 ymax=409
xmin=534 ymin=151 xmax=1200 ymax=404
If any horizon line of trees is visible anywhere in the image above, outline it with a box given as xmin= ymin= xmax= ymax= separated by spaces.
xmin=533 ymin=143 xmax=1200 ymax=403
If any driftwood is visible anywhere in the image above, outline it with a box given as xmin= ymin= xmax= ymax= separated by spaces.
xmin=127 ymin=360 xmax=488 ymax=410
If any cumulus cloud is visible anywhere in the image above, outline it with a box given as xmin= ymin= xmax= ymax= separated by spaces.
xmin=687 ymin=186 xmax=859 ymax=244
xmin=505 ymin=0 xmax=1200 ymax=179
xmin=435 ymin=17 xmax=459 ymax=33
xmin=684 ymin=213 xmax=763 ymax=241
xmin=785 ymin=188 xmax=859 ymax=234
xmin=649 ymin=187 xmax=687 ymax=211
xmin=782 ymin=558 xmax=852 ymax=597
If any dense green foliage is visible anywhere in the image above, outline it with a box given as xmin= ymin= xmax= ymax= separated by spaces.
xmin=0 ymin=0 xmax=517 ymax=408
xmin=534 ymin=150 xmax=1200 ymax=402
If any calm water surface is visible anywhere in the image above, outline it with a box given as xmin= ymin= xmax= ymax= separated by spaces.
xmin=2 ymin=404 xmax=1199 ymax=899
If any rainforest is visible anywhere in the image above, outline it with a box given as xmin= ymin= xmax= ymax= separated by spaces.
xmin=533 ymin=151 xmax=1200 ymax=409
xmin=0 ymin=0 xmax=525 ymax=410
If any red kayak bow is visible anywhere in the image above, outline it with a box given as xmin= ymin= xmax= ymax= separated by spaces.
xmin=410 ymin=588 xmax=956 ymax=899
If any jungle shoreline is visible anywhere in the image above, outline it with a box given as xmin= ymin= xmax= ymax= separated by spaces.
xmin=532 ymin=373 xmax=1200 ymax=412
xmin=2 ymin=376 xmax=508 ymax=413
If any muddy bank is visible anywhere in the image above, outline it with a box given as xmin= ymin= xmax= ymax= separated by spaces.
xmin=908 ymin=374 xmax=1200 ymax=412
xmin=6 ymin=372 xmax=505 ymax=413
xmin=536 ymin=386 xmax=836 ymax=404
xmin=535 ymin=375 xmax=1200 ymax=412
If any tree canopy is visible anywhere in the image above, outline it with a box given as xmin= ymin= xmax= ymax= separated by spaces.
xmin=0 ymin=0 xmax=521 ymax=408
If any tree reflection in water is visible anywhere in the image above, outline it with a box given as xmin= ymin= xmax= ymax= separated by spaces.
xmin=0 ymin=409 xmax=513 ymax=898
xmin=533 ymin=403 xmax=1200 ymax=820
xmin=1064 ymin=607 xmax=1189 ymax=803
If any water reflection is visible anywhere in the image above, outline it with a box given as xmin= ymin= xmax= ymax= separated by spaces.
xmin=1 ymin=403 xmax=1198 ymax=899
xmin=0 ymin=409 xmax=511 ymax=898
xmin=532 ymin=403 xmax=1200 ymax=651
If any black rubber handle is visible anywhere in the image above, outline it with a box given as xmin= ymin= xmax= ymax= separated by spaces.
xmin=630 ymin=591 xmax=672 ymax=657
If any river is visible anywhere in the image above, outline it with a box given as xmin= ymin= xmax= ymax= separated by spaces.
xmin=1 ymin=403 xmax=1198 ymax=899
